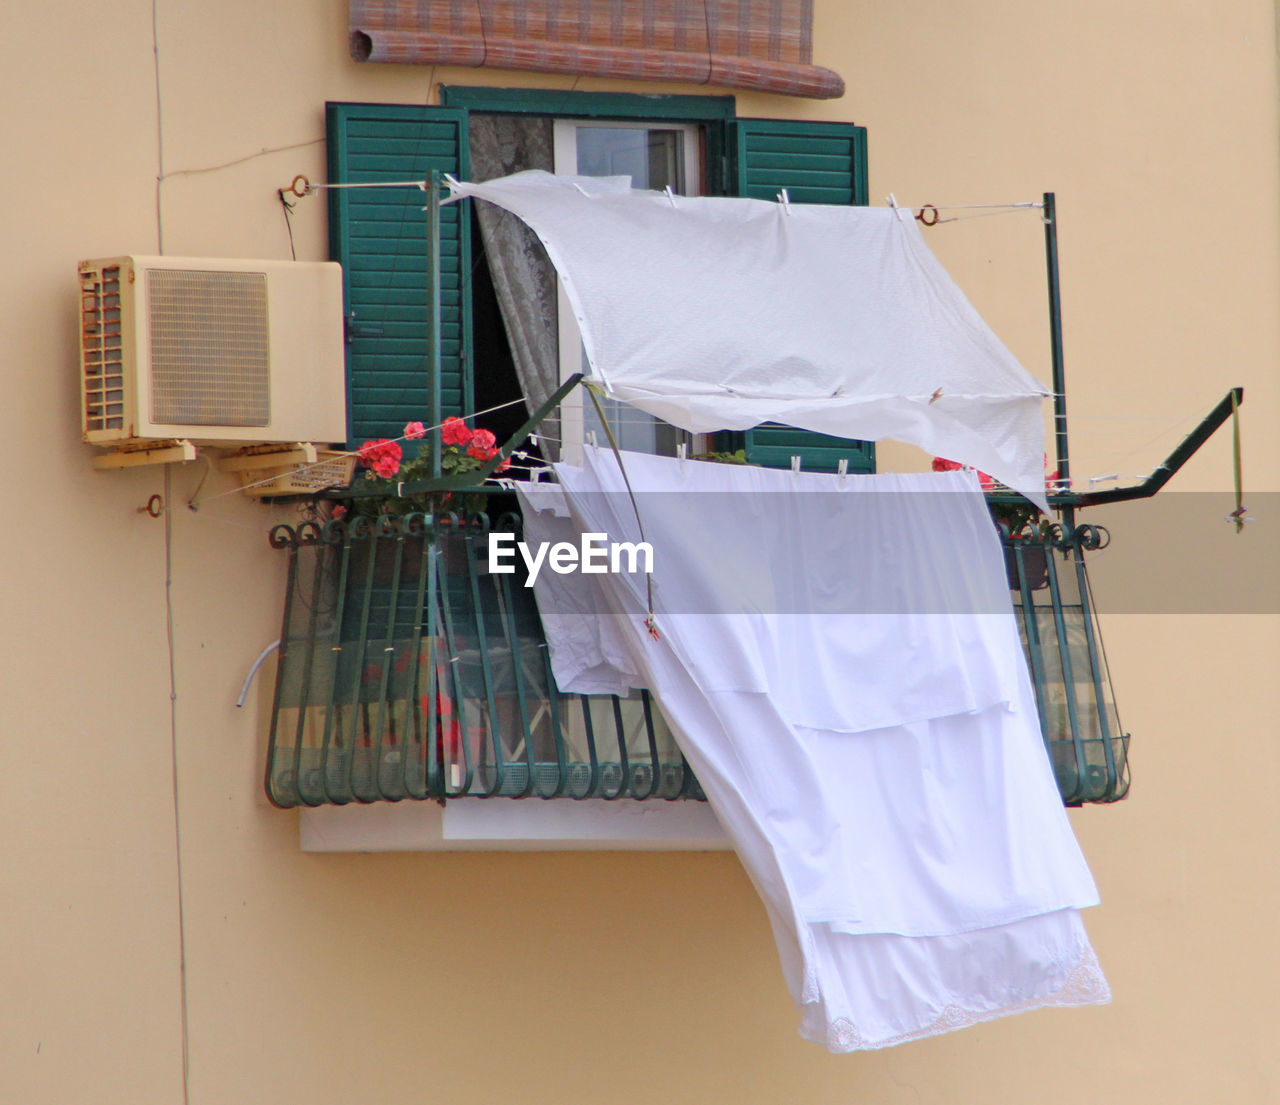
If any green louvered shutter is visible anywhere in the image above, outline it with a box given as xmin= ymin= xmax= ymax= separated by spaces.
xmin=326 ymin=103 xmax=472 ymax=447
xmin=728 ymin=118 xmax=875 ymax=474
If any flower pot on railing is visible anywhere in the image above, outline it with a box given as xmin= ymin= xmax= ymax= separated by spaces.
xmin=1003 ymin=538 xmax=1049 ymax=591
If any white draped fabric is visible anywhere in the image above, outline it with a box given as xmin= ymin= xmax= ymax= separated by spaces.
xmin=450 ymin=171 xmax=1052 ymax=509
xmin=518 ymin=451 xmax=1108 ymax=1050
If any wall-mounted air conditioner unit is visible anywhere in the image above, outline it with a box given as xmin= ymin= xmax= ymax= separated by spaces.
xmin=78 ymin=256 xmax=346 ymax=448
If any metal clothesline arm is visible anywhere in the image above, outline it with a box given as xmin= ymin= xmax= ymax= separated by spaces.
xmin=982 ymin=387 xmax=1245 ymax=514
xmin=1071 ymin=387 xmax=1245 ymax=507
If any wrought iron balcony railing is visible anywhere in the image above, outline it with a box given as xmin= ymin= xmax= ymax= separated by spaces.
xmin=265 ymin=512 xmax=1128 ymax=810
xmin=1005 ymin=521 xmax=1129 ymax=804
xmin=265 ymin=513 xmax=703 ymax=808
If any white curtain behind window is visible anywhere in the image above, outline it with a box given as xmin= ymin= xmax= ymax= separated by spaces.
xmin=469 ymin=116 xmax=562 ymax=458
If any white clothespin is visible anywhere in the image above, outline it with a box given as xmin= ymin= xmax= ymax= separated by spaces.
xmin=837 ymin=458 xmax=848 ymax=484
xmin=1088 ymin=473 xmax=1119 ymax=487
xmin=1225 ymin=507 xmax=1254 ymax=526
xmin=791 ymin=455 xmax=802 ymax=473
xmin=886 ymin=193 xmax=907 ymax=221
xmin=587 ymin=431 xmax=598 ymax=449
xmin=529 ymin=433 xmax=539 ymax=448
xmin=777 ymin=188 xmax=792 ymax=215
xmin=677 ymin=442 xmax=687 ymax=467
xmin=664 ymin=185 xmax=678 ymax=208
xmin=531 ymin=467 xmax=546 ymax=483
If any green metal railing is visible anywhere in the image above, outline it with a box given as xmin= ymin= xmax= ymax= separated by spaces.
xmin=1004 ymin=520 xmax=1129 ymax=804
xmin=266 ymin=510 xmax=1129 ymax=809
xmin=265 ymin=512 xmax=703 ymax=808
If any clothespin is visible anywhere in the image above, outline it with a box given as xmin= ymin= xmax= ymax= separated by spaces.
xmin=886 ymin=193 xmax=907 ymax=222
xmin=664 ymin=185 xmax=678 ymax=208
xmin=837 ymin=458 xmax=848 ymax=484
xmin=530 ymin=433 xmax=539 ymax=448
xmin=777 ymin=188 xmax=792 ymax=215
xmin=1088 ymin=473 xmax=1119 ymax=487
xmin=677 ymin=442 xmax=687 ymax=467
xmin=791 ymin=455 xmax=802 ymax=473
xmin=587 ymin=430 xmax=598 ymax=449
xmin=531 ymin=467 xmax=546 ymax=483
xmin=1225 ymin=505 xmax=1254 ymax=530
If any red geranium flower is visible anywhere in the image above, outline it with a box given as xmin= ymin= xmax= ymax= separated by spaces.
xmin=357 ymin=438 xmax=403 ymax=479
xmin=441 ymin=417 xmax=472 ymax=447
xmin=934 ymin=456 xmax=994 ymax=489
xmin=403 ymin=420 xmax=427 ymax=440
xmin=467 ymin=428 xmax=497 ymax=460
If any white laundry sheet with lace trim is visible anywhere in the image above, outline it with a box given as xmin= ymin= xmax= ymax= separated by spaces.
xmin=517 ymin=450 xmax=1109 ymax=1050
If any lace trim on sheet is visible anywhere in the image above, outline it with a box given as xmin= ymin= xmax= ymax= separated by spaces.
xmin=801 ymin=945 xmax=1111 ymax=1053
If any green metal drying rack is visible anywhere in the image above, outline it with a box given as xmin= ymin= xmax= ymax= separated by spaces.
xmin=272 ymin=179 xmax=1244 ymax=808
xmin=988 ymin=193 xmax=1245 ymax=802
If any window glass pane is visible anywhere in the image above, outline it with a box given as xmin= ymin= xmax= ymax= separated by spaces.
xmin=574 ymin=127 xmax=683 ymax=190
xmin=565 ymin=124 xmax=694 ymax=456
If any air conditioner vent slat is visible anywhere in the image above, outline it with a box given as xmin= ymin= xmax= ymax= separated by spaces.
xmin=79 ymin=264 xmax=125 ymax=434
xmin=148 ymin=269 xmax=270 ymax=428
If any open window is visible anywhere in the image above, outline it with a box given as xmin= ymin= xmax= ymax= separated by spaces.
xmin=325 ymin=92 xmax=875 ymax=473
xmin=554 ymin=119 xmax=704 ymax=461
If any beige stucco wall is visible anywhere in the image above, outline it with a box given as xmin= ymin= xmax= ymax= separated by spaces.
xmin=1 ymin=1 xmax=1276 ymax=1101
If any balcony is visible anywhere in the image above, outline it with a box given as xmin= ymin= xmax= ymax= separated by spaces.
xmin=266 ymin=505 xmax=1129 ymax=824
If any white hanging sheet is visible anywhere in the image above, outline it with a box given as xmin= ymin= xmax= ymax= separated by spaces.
xmin=517 ymin=451 xmax=1107 ymax=1050
xmin=450 ymin=171 xmax=1052 ymax=509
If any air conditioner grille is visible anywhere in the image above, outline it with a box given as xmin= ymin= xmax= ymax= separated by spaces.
xmin=148 ymin=268 xmax=270 ymax=427
xmin=80 ymin=265 xmax=125 ymax=432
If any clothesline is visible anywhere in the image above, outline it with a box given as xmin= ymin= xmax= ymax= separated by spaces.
xmin=182 ymin=398 xmax=1213 ymax=511
xmin=287 ymin=172 xmax=1045 ymax=221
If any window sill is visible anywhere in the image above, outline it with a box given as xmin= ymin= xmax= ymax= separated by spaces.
xmin=299 ymin=797 xmax=729 ymax=852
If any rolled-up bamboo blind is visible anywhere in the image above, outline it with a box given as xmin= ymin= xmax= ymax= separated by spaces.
xmin=349 ymin=1 xmax=844 ymax=99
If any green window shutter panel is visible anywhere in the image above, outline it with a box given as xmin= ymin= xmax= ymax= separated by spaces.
xmin=326 ymin=103 xmax=472 ymax=448
xmin=728 ymin=118 xmax=874 ymax=474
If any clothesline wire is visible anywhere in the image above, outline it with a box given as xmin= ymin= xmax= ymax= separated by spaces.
xmin=181 ymin=392 xmax=1213 ymax=510
xmin=293 ymin=175 xmax=1044 ymax=220
xmin=934 ymin=209 xmax=1042 ymax=226
xmin=909 ymin=201 xmax=1042 ymax=211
